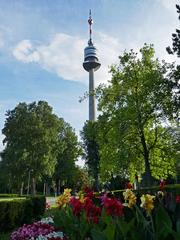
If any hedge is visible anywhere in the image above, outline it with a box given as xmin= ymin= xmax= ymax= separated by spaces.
xmin=0 ymin=195 xmax=46 ymax=232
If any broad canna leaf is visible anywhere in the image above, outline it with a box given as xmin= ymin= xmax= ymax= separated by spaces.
xmin=91 ymin=228 xmax=107 ymax=240
xmin=155 ymin=205 xmax=173 ymax=239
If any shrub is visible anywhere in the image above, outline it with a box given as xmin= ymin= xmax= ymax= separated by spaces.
xmin=0 ymin=195 xmax=46 ymax=232
xmin=30 ymin=195 xmax=46 ymax=219
xmin=0 ymin=200 xmax=26 ymax=230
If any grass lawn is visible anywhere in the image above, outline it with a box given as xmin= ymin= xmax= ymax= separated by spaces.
xmin=0 ymin=197 xmax=26 ymax=201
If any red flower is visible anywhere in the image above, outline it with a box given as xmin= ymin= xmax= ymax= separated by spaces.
xmin=69 ymin=197 xmax=83 ymax=216
xmin=103 ymin=196 xmax=124 ymax=217
xmin=83 ymin=186 xmax=94 ymax=198
xmin=83 ymin=197 xmax=101 ymax=224
xmin=176 ymin=195 xmax=180 ymax=203
xmin=125 ymin=182 xmax=133 ymax=189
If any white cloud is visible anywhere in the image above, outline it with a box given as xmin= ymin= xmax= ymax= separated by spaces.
xmin=158 ymin=0 xmax=179 ymax=13
xmin=37 ymin=34 xmax=86 ymax=81
xmin=13 ymin=39 xmax=40 ymax=63
xmin=12 ymin=32 xmax=122 ymax=85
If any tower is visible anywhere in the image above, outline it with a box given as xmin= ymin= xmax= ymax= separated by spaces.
xmin=83 ymin=10 xmax=101 ymax=121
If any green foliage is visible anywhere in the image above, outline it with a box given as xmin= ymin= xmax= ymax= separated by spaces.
xmin=53 ymin=207 xmax=93 ymax=240
xmin=166 ymin=4 xmax=180 ymax=128
xmin=29 ymin=195 xmax=46 ymax=219
xmin=96 ymin=45 xmax=178 ymax=185
xmin=81 ymin=121 xmax=100 ymax=187
xmin=155 ymin=205 xmax=173 ymax=239
xmin=0 ymin=194 xmax=19 ymax=198
xmin=0 ymin=233 xmax=10 ymax=240
xmin=1 ymin=101 xmax=60 ymax=191
xmin=167 ymin=5 xmax=180 ymax=57
xmin=0 ymin=101 xmax=81 ymax=194
xmin=0 ymin=195 xmax=45 ymax=232
xmin=54 ymin=122 xmax=82 ymax=189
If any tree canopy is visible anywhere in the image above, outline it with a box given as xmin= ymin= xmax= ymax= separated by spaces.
xmin=0 ymin=101 xmax=81 ymax=194
xmin=96 ymin=45 xmax=178 ymax=186
xmin=167 ymin=4 xmax=180 ymax=57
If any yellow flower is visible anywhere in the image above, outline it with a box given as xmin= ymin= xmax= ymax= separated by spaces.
xmin=140 ymin=194 xmax=155 ymax=215
xmin=157 ymin=191 xmax=164 ymax=198
xmin=77 ymin=190 xmax=85 ymax=203
xmin=123 ymin=189 xmax=137 ymax=208
xmin=56 ymin=188 xmax=72 ymax=208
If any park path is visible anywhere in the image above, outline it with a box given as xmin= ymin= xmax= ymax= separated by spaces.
xmin=46 ymin=197 xmax=57 ymax=207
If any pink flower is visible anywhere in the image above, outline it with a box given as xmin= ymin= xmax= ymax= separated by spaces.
xmin=46 ymin=202 xmax=51 ymax=210
xmin=11 ymin=222 xmax=55 ymax=240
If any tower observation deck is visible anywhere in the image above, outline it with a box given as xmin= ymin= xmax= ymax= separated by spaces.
xmin=83 ymin=10 xmax=101 ymax=121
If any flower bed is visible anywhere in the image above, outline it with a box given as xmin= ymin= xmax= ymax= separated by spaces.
xmin=11 ymin=217 xmax=65 ymax=240
xmin=11 ymin=187 xmax=180 ymax=240
xmin=53 ymin=187 xmax=180 ymax=239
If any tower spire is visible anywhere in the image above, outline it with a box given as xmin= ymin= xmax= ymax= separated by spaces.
xmin=88 ymin=9 xmax=93 ymax=46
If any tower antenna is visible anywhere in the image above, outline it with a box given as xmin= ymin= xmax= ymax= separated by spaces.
xmin=88 ymin=9 xmax=93 ymax=45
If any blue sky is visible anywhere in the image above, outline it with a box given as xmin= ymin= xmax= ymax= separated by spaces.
xmin=0 ymin=0 xmax=179 ymax=165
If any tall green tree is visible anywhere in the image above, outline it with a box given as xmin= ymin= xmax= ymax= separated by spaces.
xmin=54 ymin=122 xmax=82 ymax=193
xmin=81 ymin=121 xmax=100 ymax=189
xmin=1 ymin=101 xmax=61 ymax=194
xmin=97 ymin=45 xmax=177 ymax=186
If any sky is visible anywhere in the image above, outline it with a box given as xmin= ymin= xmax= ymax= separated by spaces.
xmin=0 ymin=0 xmax=179 ymax=165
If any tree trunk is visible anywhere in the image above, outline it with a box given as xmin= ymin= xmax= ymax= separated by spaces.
xmin=43 ymin=182 xmax=46 ymax=195
xmin=45 ymin=183 xmax=50 ymax=195
xmin=56 ymin=179 xmax=60 ymax=196
xmin=140 ymin=129 xmax=153 ymax=186
xmin=20 ymin=182 xmax=24 ymax=196
xmin=32 ymin=178 xmax=36 ymax=195
xmin=143 ymin=150 xmax=152 ymax=186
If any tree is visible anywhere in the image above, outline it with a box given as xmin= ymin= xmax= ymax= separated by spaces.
xmin=166 ymin=4 xmax=180 ymax=125
xmin=97 ymin=45 xmax=177 ymax=186
xmin=54 ymin=122 xmax=82 ymax=194
xmin=1 ymin=101 xmax=61 ymax=194
xmin=81 ymin=121 xmax=100 ymax=190
xmin=166 ymin=4 xmax=180 ymax=57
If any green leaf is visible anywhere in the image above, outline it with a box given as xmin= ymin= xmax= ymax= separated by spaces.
xmin=91 ymin=228 xmax=107 ymax=240
xmin=118 ymin=218 xmax=135 ymax=237
xmin=177 ymin=220 xmax=180 ymax=234
xmin=155 ymin=205 xmax=173 ymax=239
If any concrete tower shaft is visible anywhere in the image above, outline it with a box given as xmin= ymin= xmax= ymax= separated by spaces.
xmin=83 ymin=10 xmax=101 ymax=121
